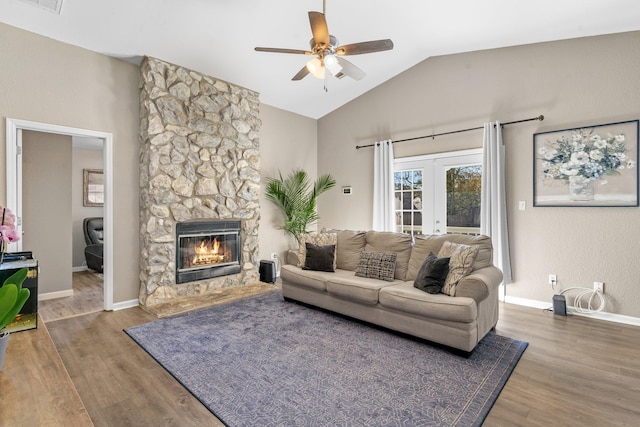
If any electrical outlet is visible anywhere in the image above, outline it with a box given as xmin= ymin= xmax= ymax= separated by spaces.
xmin=593 ymin=282 xmax=604 ymax=293
xmin=549 ymin=274 xmax=557 ymax=286
xmin=270 ymin=252 xmax=278 ymax=260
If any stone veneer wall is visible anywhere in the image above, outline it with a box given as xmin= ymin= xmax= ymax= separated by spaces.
xmin=138 ymin=56 xmax=261 ymax=308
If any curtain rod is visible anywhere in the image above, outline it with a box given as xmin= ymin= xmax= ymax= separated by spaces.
xmin=355 ymin=114 xmax=544 ymax=149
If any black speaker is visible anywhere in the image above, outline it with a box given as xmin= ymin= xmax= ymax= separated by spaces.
xmin=552 ymin=294 xmax=567 ymax=316
xmin=259 ymin=260 xmax=276 ymax=283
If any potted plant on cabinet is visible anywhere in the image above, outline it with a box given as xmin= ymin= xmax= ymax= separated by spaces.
xmin=0 ymin=205 xmax=28 ymax=370
xmin=265 ymin=169 xmax=336 ymax=246
xmin=0 ymin=268 xmax=30 ymax=370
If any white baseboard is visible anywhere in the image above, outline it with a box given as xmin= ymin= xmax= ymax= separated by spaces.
xmin=72 ymin=266 xmax=88 ymax=273
xmin=505 ymin=295 xmax=640 ymax=327
xmin=111 ymin=299 xmax=139 ymax=311
xmin=39 ymin=289 xmax=74 ymax=301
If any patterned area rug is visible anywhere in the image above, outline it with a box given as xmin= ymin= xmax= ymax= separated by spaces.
xmin=125 ymin=292 xmax=527 ymax=426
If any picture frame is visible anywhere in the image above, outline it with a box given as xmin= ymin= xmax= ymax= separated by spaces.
xmin=83 ymin=169 xmax=104 ymax=207
xmin=533 ymin=120 xmax=639 ymax=207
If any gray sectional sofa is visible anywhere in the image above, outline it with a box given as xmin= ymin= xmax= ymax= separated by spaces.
xmin=280 ymin=230 xmax=503 ymax=353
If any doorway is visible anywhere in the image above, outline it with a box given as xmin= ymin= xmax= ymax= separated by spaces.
xmin=5 ymin=118 xmax=114 ymax=311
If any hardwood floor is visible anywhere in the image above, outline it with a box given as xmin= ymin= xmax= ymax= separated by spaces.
xmin=5 ymin=292 xmax=640 ymax=426
xmin=47 ymin=308 xmax=220 ymax=427
xmin=39 ymin=271 xmax=104 ymax=322
xmin=0 ymin=316 xmax=93 ymax=427
xmin=486 ymin=305 xmax=640 ymax=426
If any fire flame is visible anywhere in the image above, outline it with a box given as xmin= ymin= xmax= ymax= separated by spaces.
xmin=192 ymin=238 xmax=225 ymax=265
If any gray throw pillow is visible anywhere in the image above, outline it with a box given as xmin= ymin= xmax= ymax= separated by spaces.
xmin=413 ymin=252 xmax=450 ymax=294
xmin=355 ymin=251 xmax=397 ymax=282
xmin=303 ymin=243 xmax=336 ymax=272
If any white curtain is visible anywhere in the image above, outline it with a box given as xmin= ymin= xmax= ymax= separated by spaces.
xmin=481 ymin=122 xmax=512 ymax=284
xmin=372 ymin=139 xmax=395 ymax=231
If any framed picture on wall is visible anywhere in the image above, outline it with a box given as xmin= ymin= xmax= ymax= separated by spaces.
xmin=533 ymin=120 xmax=639 ymax=207
xmin=83 ymin=169 xmax=104 ymax=207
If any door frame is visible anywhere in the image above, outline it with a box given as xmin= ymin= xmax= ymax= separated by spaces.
xmin=5 ymin=118 xmax=114 ymax=310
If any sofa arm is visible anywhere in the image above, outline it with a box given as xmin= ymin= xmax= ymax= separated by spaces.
xmin=286 ymin=250 xmax=299 ymax=266
xmin=455 ymin=266 xmax=503 ymax=303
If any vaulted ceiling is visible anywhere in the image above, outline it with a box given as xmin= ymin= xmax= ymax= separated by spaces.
xmin=2 ymin=0 xmax=640 ymax=119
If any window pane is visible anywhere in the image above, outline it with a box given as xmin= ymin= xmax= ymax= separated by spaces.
xmin=446 ymin=165 xmax=482 ymax=230
xmin=412 ymin=192 xmax=422 ymax=210
xmin=402 ymin=171 xmax=411 ymax=190
xmin=394 ymin=172 xmax=402 ymax=191
xmin=412 ymin=170 xmax=423 ymax=189
xmin=413 ymin=212 xmax=422 ymax=226
xmin=402 ymin=192 xmax=412 ymax=210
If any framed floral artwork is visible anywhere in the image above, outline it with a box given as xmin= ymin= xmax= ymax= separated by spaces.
xmin=533 ymin=120 xmax=639 ymax=207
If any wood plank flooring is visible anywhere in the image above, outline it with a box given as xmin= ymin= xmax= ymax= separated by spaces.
xmin=39 ymin=271 xmax=104 ymax=322
xmin=46 ymin=308 xmax=221 ymax=427
xmin=0 ymin=316 xmax=93 ymax=427
xmin=486 ymin=305 xmax=640 ymax=426
xmin=5 ymin=289 xmax=640 ymax=426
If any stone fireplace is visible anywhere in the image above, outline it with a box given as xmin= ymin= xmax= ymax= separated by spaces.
xmin=138 ymin=57 xmax=261 ymax=310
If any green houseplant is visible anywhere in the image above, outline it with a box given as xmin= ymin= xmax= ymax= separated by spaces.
xmin=265 ymin=169 xmax=336 ymax=245
xmin=0 ymin=268 xmax=30 ymax=370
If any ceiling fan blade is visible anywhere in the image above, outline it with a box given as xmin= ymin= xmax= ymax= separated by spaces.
xmin=335 ymin=39 xmax=394 ymax=56
xmin=308 ymin=11 xmax=330 ymax=48
xmin=292 ymin=65 xmax=310 ymax=81
xmin=255 ymin=47 xmax=312 ymax=55
xmin=335 ymin=57 xmax=366 ymax=81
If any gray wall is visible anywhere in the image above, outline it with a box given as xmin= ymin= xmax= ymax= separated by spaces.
xmin=0 ymin=22 xmax=139 ymax=303
xmin=1 ymin=22 xmax=317 ymax=303
xmin=317 ymin=31 xmax=640 ymax=318
xmin=8 ymin=18 xmax=637 ymax=318
xmin=258 ymin=104 xmax=318 ymax=260
xmin=22 ymin=130 xmax=73 ymax=294
xmin=72 ymin=147 xmax=104 ymax=268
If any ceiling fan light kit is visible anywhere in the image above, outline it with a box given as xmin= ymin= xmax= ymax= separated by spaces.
xmin=255 ymin=4 xmax=393 ymax=84
xmin=306 ymin=57 xmax=325 ymax=79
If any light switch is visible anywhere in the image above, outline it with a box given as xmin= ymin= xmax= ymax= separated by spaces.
xmin=518 ymin=201 xmax=526 ymax=211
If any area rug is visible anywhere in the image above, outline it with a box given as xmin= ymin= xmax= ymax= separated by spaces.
xmin=125 ymin=292 xmax=527 ymax=426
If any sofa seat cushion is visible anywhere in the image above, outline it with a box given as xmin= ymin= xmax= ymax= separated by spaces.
xmin=281 ymin=264 xmax=331 ymax=292
xmin=326 ymin=274 xmax=402 ymax=305
xmin=379 ymin=282 xmax=477 ymax=323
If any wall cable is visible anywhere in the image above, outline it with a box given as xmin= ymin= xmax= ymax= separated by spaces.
xmin=559 ymin=286 xmax=606 ymax=314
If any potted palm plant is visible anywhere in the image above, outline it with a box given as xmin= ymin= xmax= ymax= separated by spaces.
xmin=0 ymin=268 xmax=30 ymax=370
xmin=265 ymin=169 xmax=336 ymax=245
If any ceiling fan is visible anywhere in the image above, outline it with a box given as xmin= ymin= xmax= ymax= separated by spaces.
xmin=254 ymin=1 xmax=393 ymax=82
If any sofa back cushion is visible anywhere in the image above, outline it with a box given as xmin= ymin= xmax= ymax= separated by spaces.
xmin=322 ymin=229 xmax=366 ymax=271
xmin=365 ymin=231 xmax=412 ymax=280
xmin=406 ymin=234 xmax=493 ymax=281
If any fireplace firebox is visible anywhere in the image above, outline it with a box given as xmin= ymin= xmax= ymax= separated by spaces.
xmin=175 ymin=220 xmax=241 ymax=284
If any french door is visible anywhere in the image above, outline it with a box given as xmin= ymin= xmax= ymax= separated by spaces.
xmin=394 ymin=149 xmax=482 ymax=236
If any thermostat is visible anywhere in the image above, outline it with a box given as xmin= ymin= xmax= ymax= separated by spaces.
xmin=342 ymin=186 xmax=352 ymax=195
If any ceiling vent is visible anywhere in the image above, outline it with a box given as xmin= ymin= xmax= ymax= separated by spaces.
xmin=18 ymin=0 xmax=63 ymax=14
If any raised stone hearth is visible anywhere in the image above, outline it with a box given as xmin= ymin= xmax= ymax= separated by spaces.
xmin=138 ymin=57 xmax=261 ymax=312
